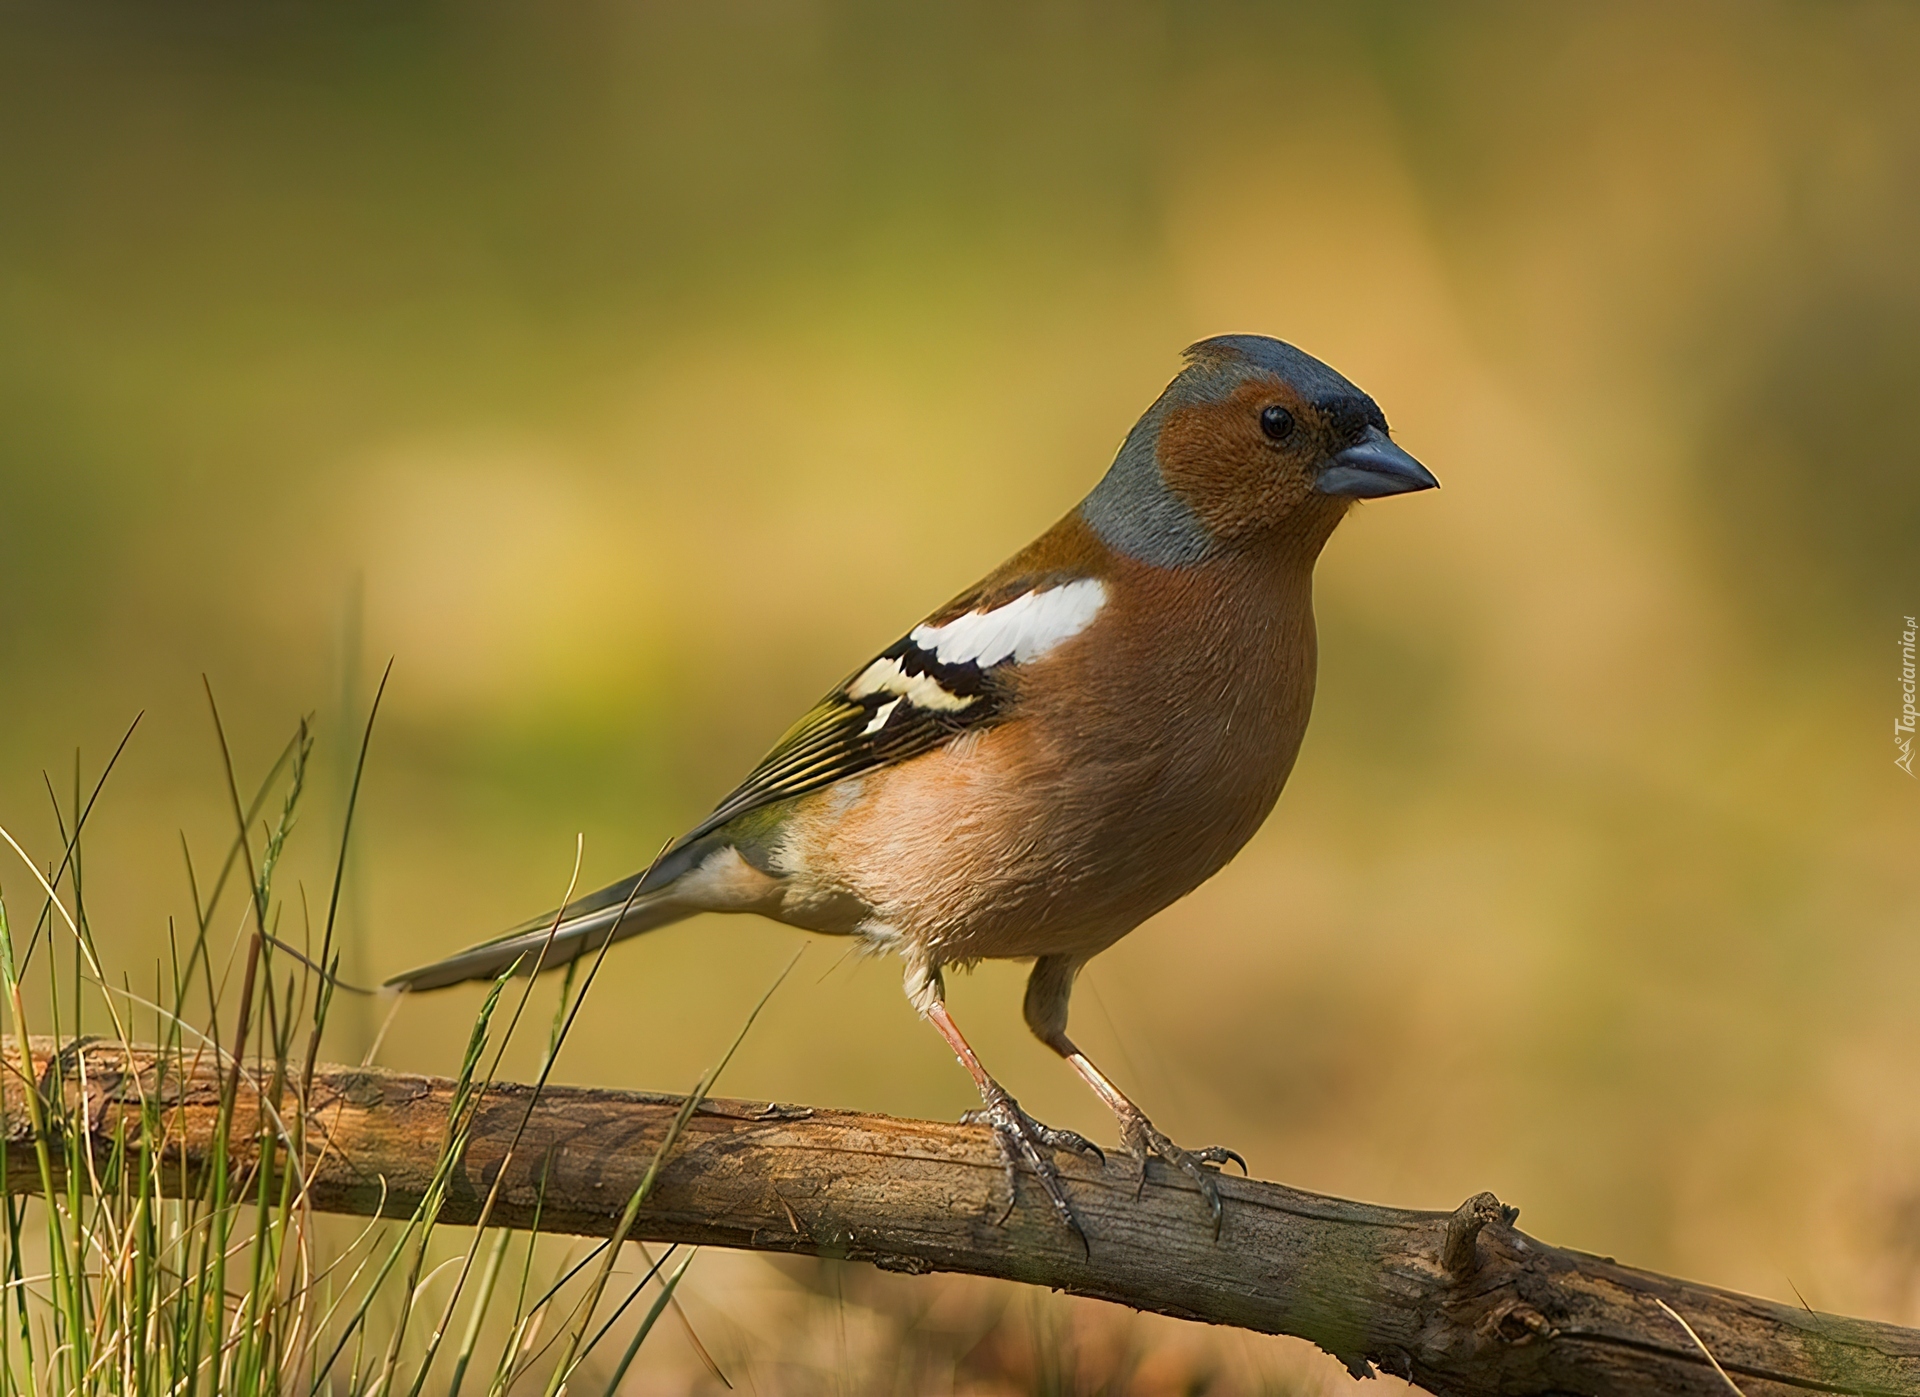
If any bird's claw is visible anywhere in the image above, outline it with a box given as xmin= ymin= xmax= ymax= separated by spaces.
xmin=961 ymin=1086 xmax=1103 ymax=1250
xmin=1116 ymin=1109 xmax=1245 ymax=1238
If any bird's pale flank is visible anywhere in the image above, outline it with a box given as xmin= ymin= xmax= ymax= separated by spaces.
xmin=390 ymin=334 xmax=1438 ymax=1240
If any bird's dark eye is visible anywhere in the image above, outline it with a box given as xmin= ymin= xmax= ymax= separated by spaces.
xmin=1259 ymin=405 xmax=1295 ymax=442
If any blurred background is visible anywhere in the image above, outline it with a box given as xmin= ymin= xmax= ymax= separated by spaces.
xmin=2 ymin=2 xmax=1918 ymax=1390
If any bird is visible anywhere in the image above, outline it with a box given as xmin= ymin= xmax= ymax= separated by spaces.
xmin=388 ymin=333 xmax=1438 ymax=1239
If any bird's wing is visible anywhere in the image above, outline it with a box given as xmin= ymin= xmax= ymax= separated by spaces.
xmin=682 ymin=571 xmax=1108 ymax=844
xmin=384 ymin=568 xmax=1108 ymax=992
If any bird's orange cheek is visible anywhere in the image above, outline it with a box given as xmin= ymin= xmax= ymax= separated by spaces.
xmin=1156 ymin=401 xmax=1312 ymax=540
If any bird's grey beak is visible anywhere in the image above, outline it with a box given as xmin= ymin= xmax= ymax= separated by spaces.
xmin=1314 ymin=427 xmax=1440 ymax=498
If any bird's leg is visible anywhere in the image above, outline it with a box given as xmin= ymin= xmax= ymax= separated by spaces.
xmin=1062 ymin=1045 xmax=1246 ymax=1230
xmin=909 ymin=962 xmax=1102 ymax=1243
xmin=1024 ymin=957 xmax=1247 ymax=1235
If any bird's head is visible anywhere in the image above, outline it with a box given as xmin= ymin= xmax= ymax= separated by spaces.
xmin=1081 ymin=334 xmax=1438 ymax=566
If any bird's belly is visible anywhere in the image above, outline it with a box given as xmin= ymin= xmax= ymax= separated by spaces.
xmin=772 ymin=708 xmax=1300 ymax=964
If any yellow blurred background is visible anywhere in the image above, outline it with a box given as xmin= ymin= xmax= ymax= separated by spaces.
xmin=2 ymin=2 xmax=1918 ymax=1388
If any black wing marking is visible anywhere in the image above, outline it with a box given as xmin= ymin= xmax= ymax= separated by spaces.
xmin=679 ymin=632 xmax=1012 ymax=845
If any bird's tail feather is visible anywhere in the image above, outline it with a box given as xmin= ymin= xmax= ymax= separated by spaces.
xmin=385 ymin=841 xmax=709 ymax=992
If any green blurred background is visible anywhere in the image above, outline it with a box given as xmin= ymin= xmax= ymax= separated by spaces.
xmin=3 ymin=0 xmax=1918 ymax=1368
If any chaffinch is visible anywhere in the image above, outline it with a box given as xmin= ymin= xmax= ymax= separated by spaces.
xmin=390 ymin=334 xmax=1437 ymax=1239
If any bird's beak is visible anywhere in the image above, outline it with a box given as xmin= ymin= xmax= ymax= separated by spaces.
xmin=1313 ymin=427 xmax=1440 ymax=498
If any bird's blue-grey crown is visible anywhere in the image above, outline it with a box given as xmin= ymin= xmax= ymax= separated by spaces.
xmin=1080 ymin=334 xmax=1431 ymax=566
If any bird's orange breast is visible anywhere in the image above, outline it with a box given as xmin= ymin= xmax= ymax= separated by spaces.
xmin=775 ymin=528 xmax=1322 ymax=964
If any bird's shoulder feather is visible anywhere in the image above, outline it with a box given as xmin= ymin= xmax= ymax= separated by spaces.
xmin=683 ymin=512 xmax=1115 ymax=845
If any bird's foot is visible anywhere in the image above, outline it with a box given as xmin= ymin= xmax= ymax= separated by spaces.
xmin=1114 ymin=1106 xmax=1247 ymax=1238
xmin=961 ymin=1083 xmax=1104 ymax=1249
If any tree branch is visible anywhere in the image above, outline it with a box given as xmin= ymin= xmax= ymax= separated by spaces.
xmin=4 ymin=1036 xmax=1914 ymax=1396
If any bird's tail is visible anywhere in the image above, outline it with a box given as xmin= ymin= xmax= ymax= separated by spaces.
xmin=384 ymin=841 xmax=707 ymax=993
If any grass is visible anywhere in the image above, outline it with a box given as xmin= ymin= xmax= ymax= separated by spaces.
xmin=0 ymin=685 xmax=745 ymax=1397
xmin=0 ymin=689 xmax=1356 ymax=1397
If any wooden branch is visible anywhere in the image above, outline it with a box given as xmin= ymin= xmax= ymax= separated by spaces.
xmin=4 ymin=1037 xmax=1915 ymax=1396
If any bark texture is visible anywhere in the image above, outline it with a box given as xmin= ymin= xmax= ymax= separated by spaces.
xmin=3 ymin=1036 xmax=1914 ymax=1396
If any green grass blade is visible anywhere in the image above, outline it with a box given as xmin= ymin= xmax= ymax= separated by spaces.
xmin=599 ymin=1250 xmax=697 ymax=1397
